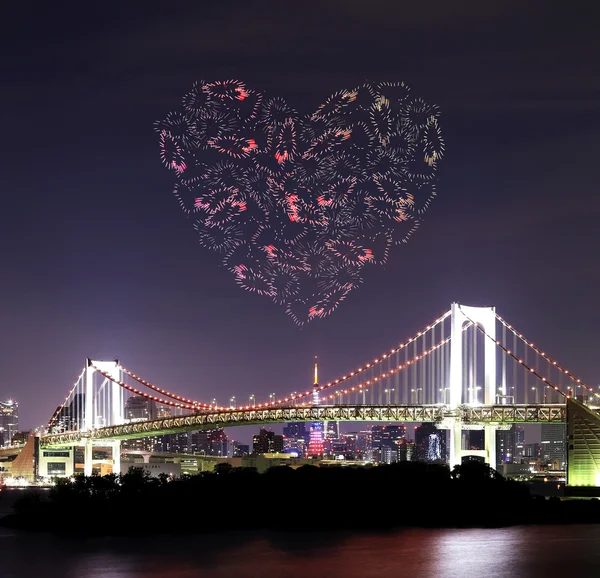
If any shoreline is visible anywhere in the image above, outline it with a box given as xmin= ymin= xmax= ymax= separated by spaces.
xmin=3 ymin=462 xmax=600 ymax=537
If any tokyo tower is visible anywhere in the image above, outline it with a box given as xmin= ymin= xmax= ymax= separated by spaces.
xmin=307 ymin=356 xmax=324 ymax=457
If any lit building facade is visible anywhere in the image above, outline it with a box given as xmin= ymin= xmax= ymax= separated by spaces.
xmin=125 ymin=396 xmax=157 ymax=422
xmin=0 ymin=400 xmax=18 ymax=446
xmin=414 ymin=423 xmax=446 ymax=463
xmin=496 ymin=425 xmax=526 ymax=468
xmin=121 ymin=396 xmax=160 ymax=452
xmin=231 ymin=442 xmax=250 ymax=457
xmin=355 ymin=430 xmax=373 ymax=460
xmin=540 ymin=423 xmax=566 ymax=468
xmin=39 ymin=448 xmax=74 ymax=479
xmin=157 ymin=432 xmax=190 ymax=453
xmin=283 ymin=421 xmax=307 ymax=456
xmin=191 ymin=429 xmax=228 ymax=456
xmin=253 ymin=428 xmax=284 ymax=454
xmin=372 ymin=425 xmax=407 ymax=464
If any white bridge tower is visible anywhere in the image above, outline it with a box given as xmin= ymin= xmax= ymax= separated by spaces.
xmin=83 ymin=358 xmax=123 ymax=476
xmin=446 ymin=303 xmax=498 ymax=469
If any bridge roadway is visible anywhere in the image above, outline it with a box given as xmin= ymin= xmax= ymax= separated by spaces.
xmin=40 ymin=403 xmax=569 ymax=448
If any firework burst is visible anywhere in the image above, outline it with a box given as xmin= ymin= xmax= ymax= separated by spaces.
xmin=157 ymin=80 xmax=444 ymax=324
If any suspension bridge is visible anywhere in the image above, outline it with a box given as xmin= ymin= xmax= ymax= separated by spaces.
xmin=30 ymin=303 xmax=600 ymax=487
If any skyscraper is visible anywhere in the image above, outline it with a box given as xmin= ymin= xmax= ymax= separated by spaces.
xmin=540 ymin=423 xmax=566 ymax=468
xmin=122 ymin=396 xmax=159 ymax=451
xmin=371 ymin=425 xmax=407 ymax=463
xmin=283 ymin=422 xmax=307 ymax=456
xmin=0 ymin=400 xmax=18 ymax=446
xmin=325 ymin=420 xmax=340 ymax=440
xmin=496 ymin=428 xmax=515 ymax=467
xmin=513 ymin=426 xmax=525 ymax=461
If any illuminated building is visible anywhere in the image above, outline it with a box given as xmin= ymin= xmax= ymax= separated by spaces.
xmin=157 ymin=432 xmax=190 ymax=453
xmin=122 ymin=396 xmax=160 ymax=452
xmin=124 ymin=395 xmax=157 ymax=421
xmin=496 ymin=425 xmax=526 ymax=468
xmin=191 ymin=429 xmax=228 ymax=456
xmin=513 ymin=426 xmax=525 ymax=461
xmin=397 ymin=439 xmax=414 ymax=462
xmin=540 ymin=423 xmax=566 ymax=468
xmin=307 ymin=357 xmax=324 ymax=457
xmin=325 ymin=421 xmax=339 ymax=440
xmin=253 ymin=428 xmax=284 ymax=455
xmin=340 ymin=433 xmax=357 ymax=456
xmin=372 ymin=425 xmax=406 ymax=464
xmin=231 ymin=442 xmax=250 ymax=457
xmin=0 ymin=400 xmax=19 ymax=446
xmin=283 ymin=422 xmax=307 ymax=456
xmin=524 ymin=442 xmax=541 ymax=459
xmin=414 ymin=423 xmax=446 ymax=463
xmin=355 ymin=430 xmax=373 ymax=460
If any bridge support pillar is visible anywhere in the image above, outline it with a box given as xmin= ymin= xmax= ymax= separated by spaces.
xmin=84 ymin=359 xmax=94 ymax=431
xmin=84 ymin=438 xmax=93 ymax=477
xmin=448 ymin=418 xmax=463 ymax=470
xmin=447 ymin=421 xmax=497 ymax=469
xmin=112 ymin=440 xmax=121 ymax=475
xmin=484 ymin=425 xmax=497 ymax=469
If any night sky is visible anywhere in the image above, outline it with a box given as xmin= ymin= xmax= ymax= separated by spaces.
xmin=2 ymin=2 xmax=599 ymax=434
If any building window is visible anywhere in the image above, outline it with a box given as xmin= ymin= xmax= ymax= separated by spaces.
xmin=47 ymin=462 xmax=67 ymax=473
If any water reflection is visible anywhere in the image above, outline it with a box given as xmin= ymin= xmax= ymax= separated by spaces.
xmin=1 ymin=525 xmax=600 ymax=578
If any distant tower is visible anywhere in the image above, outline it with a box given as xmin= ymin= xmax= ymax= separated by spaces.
xmin=312 ymin=356 xmax=319 ymax=404
xmin=307 ymin=356 xmax=324 ymax=456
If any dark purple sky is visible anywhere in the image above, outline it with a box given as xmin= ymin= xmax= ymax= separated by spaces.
xmin=1 ymin=2 xmax=599 ymax=432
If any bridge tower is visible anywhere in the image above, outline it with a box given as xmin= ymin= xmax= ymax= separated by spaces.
xmin=83 ymin=359 xmax=123 ymax=476
xmin=447 ymin=303 xmax=498 ymax=469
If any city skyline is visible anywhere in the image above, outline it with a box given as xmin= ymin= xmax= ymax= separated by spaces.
xmin=1 ymin=3 xmax=599 ymax=433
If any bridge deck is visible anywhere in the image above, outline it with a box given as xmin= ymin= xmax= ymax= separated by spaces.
xmin=40 ymin=404 xmax=570 ymax=447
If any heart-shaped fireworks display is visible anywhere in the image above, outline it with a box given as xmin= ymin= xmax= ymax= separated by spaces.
xmin=156 ymin=80 xmax=444 ymax=325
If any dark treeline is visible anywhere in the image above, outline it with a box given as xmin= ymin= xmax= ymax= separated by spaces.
xmin=4 ymin=462 xmax=600 ymax=535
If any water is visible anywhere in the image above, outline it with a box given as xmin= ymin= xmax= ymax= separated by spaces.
xmin=1 ymin=521 xmax=600 ymax=578
xmin=1 ymin=489 xmax=598 ymax=577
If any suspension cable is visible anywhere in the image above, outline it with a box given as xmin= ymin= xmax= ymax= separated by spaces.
xmin=92 ymin=365 xmax=201 ymax=411
xmin=118 ymin=365 xmax=213 ymax=408
xmin=495 ymin=313 xmax=599 ymax=400
xmin=47 ymin=368 xmax=86 ymax=429
xmin=264 ymin=309 xmax=452 ymax=407
xmin=458 ymin=305 xmax=568 ymax=400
